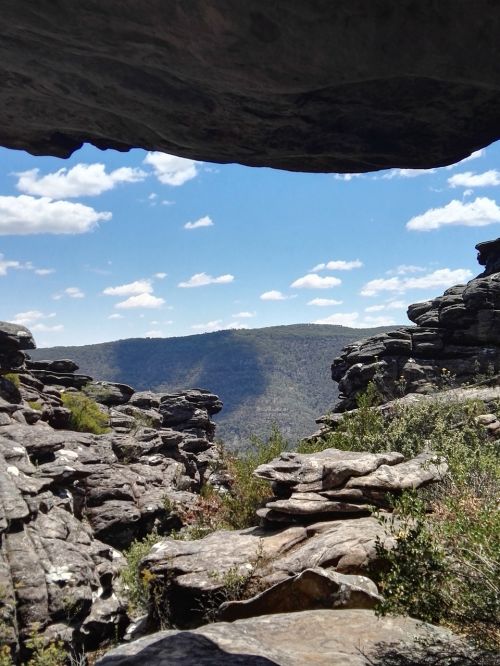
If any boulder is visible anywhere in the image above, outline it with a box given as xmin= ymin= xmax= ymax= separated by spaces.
xmin=83 ymin=381 xmax=135 ymax=406
xmin=3 ymin=3 xmax=500 ymax=173
xmin=96 ymin=609 xmax=466 ymax=666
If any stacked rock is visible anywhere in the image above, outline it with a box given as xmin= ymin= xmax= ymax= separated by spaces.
xmin=331 ymin=238 xmax=500 ymax=411
xmin=0 ymin=321 xmax=35 ymax=373
xmin=254 ymin=448 xmax=447 ymax=526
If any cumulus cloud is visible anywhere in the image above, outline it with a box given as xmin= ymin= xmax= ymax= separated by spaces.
xmin=380 ymin=168 xmax=436 ymax=180
xmin=260 ymin=290 xmax=289 ymax=301
xmin=0 ymin=254 xmax=25 ymax=276
xmin=361 ymin=268 xmax=473 ymax=296
xmin=184 ymin=215 xmax=213 ymax=230
xmin=154 ymin=272 xmax=167 ymax=279
xmin=445 ymin=149 xmax=485 ymax=169
xmin=307 ymin=298 xmax=343 ymax=307
xmin=290 ymin=274 xmax=342 ymax=289
xmin=387 ymin=265 xmax=426 ymax=276
xmin=232 ymin=311 xmax=255 ymax=318
xmin=448 ymin=170 xmax=500 ymax=189
xmin=314 ymin=312 xmax=397 ymax=327
xmin=115 ymin=293 xmax=165 ymax=309
xmin=406 ymin=197 xmax=500 ymax=231
xmin=191 ymin=320 xmax=223 ymax=332
xmin=144 ymin=152 xmax=201 ymax=186
xmin=11 ymin=310 xmax=56 ymax=326
xmin=0 ymin=195 xmax=111 ymax=235
xmin=64 ymin=287 xmax=85 ymax=299
xmin=108 ymin=313 xmax=124 ymax=320
xmin=333 ymin=173 xmax=363 ymax=181
xmin=34 ymin=268 xmax=55 ymax=276
xmin=103 ymin=279 xmax=153 ymax=296
xmin=178 ymin=272 xmax=234 ymax=288
xmin=16 ymin=163 xmax=146 ymax=198
xmin=311 ymin=259 xmax=362 ymax=272
xmin=365 ymin=300 xmax=406 ymax=313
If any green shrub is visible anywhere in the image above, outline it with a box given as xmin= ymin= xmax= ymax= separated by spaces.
xmin=28 ymin=401 xmax=42 ymax=411
xmin=219 ymin=426 xmax=289 ymax=529
xmin=121 ymin=530 xmax=164 ymax=615
xmin=310 ymin=384 xmax=500 ymax=649
xmin=61 ymin=392 xmax=110 ymax=434
xmin=3 ymin=373 xmax=20 ymax=388
xmin=25 ymin=627 xmax=67 ymax=666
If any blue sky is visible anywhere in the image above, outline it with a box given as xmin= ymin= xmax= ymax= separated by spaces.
xmin=1 ymin=141 xmax=499 ymax=346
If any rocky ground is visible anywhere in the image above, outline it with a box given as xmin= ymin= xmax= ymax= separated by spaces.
xmin=1 ymin=237 xmax=499 ymax=664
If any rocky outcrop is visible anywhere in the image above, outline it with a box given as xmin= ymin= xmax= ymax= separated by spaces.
xmin=136 ymin=445 xmax=446 ymax=629
xmin=331 ymin=239 xmax=500 ymax=411
xmin=2 ymin=2 xmax=500 ymax=170
xmin=0 ymin=322 xmax=225 ymax=659
xmin=97 ymin=608 xmax=470 ymax=666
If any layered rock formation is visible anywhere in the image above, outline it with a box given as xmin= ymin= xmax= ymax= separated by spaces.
xmin=97 ymin=608 xmax=467 ymax=666
xmin=2 ymin=2 xmax=500 ymax=170
xmin=136 ymin=445 xmax=445 ymax=629
xmin=331 ymin=239 xmax=500 ymax=411
xmin=0 ymin=322 xmax=223 ymax=659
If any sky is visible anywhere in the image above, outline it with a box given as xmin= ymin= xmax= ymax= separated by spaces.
xmin=1 ymin=140 xmax=499 ymax=347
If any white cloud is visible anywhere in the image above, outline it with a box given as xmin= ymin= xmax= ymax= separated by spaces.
xmin=34 ymin=268 xmax=55 ymax=276
xmin=260 ymin=290 xmax=289 ymax=301
xmin=448 ymin=170 xmax=500 ymax=189
xmin=103 ymin=279 xmax=153 ymax=296
xmin=314 ymin=312 xmax=361 ymax=326
xmin=184 ymin=215 xmax=214 ymax=230
xmin=407 ymin=197 xmax=500 ymax=231
xmin=144 ymin=152 xmax=201 ymax=186
xmin=380 ymin=168 xmax=436 ymax=180
xmin=227 ymin=321 xmax=249 ymax=329
xmin=311 ymin=259 xmax=362 ymax=272
xmin=291 ymin=274 xmax=342 ymax=289
xmin=11 ymin=310 xmax=56 ymax=326
xmin=0 ymin=195 xmax=111 ymax=235
xmin=314 ymin=312 xmax=397 ymax=327
xmin=191 ymin=320 xmax=223 ymax=332
xmin=108 ymin=313 xmax=124 ymax=320
xmin=31 ymin=323 xmax=64 ymax=333
xmin=387 ymin=265 xmax=426 ymax=275
xmin=145 ymin=330 xmax=164 ymax=338
xmin=333 ymin=173 xmax=363 ymax=181
xmin=115 ymin=293 xmax=165 ymax=309
xmin=445 ymin=149 xmax=485 ymax=169
xmin=232 ymin=311 xmax=255 ymax=318
xmin=16 ymin=163 xmax=146 ymax=198
xmin=178 ymin=272 xmax=234 ymax=288
xmin=65 ymin=287 xmax=85 ymax=299
xmin=0 ymin=254 xmax=24 ymax=276
xmin=365 ymin=300 xmax=406 ymax=313
xmin=154 ymin=272 xmax=167 ymax=279
xmin=361 ymin=268 xmax=473 ymax=296
xmin=307 ymin=298 xmax=343 ymax=307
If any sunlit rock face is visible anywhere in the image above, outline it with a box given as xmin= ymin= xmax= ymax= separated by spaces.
xmin=1 ymin=1 xmax=500 ymax=171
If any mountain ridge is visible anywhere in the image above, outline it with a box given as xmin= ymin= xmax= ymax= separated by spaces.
xmin=31 ymin=323 xmax=399 ymax=446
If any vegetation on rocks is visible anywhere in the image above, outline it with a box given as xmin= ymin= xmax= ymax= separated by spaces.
xmin=61 ymin=391 xmax=110 ymax=434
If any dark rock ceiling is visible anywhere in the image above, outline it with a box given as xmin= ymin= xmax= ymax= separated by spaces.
xmin=1 ymin=1 xmax=500 ymax=172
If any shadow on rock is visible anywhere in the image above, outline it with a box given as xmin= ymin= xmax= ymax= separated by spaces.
xmin=363 ymin=638 xmax=498 ymax=666
xmin=97 ymin=631 xmax=280 ymax=665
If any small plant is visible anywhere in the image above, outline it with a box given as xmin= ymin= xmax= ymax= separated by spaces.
xmin=28 ymin=401 xmax=43 ymax=411
xmin=61 ymin=392 xmax=110 ymax=434
xmin=25 ymin=627 xmax=67 ymax=666
xmin=3 ymin=373 xmax=20 ymax=388
xmin=121 ymin=530 xmax=164 ymax=615
xmin=0 ymin=645 xmax=13 ymax=666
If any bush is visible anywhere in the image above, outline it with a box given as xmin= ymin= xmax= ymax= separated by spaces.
xmin=307 ymin=383 xmax=499 ymax=649
xmin=28 ymin=401 xmax=42 ymax=411
xmin=121 ymin=530 xmax=164 ymax=615
xmin=61 ymin=392 xmax=110 ymax=434
xmin=2 ymin=373 xmax=20 ymax=388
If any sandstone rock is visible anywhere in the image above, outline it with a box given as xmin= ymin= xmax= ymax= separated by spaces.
xmin=0 ymin=321 xmax=35 ymax=350
xmin=84 ymin=381 xmax=135 ymax=406
xmin=3 ymin=4 xmax=500 ymax=172
xmin=329 ymin=240 xmax=500 ymax=411
xmin=27 ymin=359 xmax=79 ymax=373
xmin=217 ymin=568 xmax=380 ymax=622
xmin=346 ymin=452 xmax=448 ymax=491
xmin=254 ymin=449 xmax=404 ymax=492
xmin=97 ymin=609 xmax=465 ymax=666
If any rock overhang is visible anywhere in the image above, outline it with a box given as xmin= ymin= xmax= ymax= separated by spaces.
xmin=1 ymin=1 xmax=500 ymax=171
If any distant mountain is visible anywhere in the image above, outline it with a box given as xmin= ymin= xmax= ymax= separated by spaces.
xmin=31 ymin=324 xmax=397 ymax=447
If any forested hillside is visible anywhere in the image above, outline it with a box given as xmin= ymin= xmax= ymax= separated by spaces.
xmin=32 ymin=324 xmax=396 ymax=446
